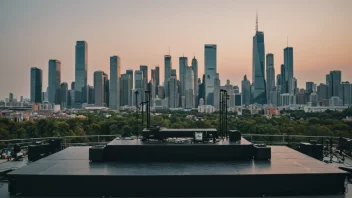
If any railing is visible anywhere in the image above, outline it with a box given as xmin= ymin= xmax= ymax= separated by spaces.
xmin=0 ymin=133 xmax=341 ymax=149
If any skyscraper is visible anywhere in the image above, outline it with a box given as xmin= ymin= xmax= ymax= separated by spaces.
xmin=266 ymin=53 xmax=275 ymax=103
xmin=120 ymin=74 xmax=132 ymax=106
xmin=204 ymin=44 xmax=217 ymax=105
xmin=168 ymin=69 xmax=177 ymax=108
xmin=213 ymin=73 xmax=220 ymax=109
xmin=135 ymin=70 xmax=144 ymax=103
xmin=328 ymin=70 xmax=342 ymax=97
xmin=48 ymin=59 xmax=61 ymax=104
xmin=60 ymin=82 xmax=68 ymax=109
xmin=140 ymin=65 xmax=148 ymax=90
xmin=339 ymin=82 xmax=351 ymax=106
xmin=104 ymin=77 xmax=109 ymax=107
xmin=252 ymin=14 xmax=266 ymax=104
xmin=126 ymin=69 xmax=133 ymax=88
xmin=306 ymin=82 xmax=314 ymax=94
xmin=164 ymin=55 xmax=172 ymax=97
xmin=88 ymin=85 xmax=94 ymax=104
xmin=317 ymin=83 xmax=328 ymax=102
xmin=155 ymin=66 xmax=160 ymax=87
xmin=109 ymin=56 xmax=121 ymax=110
xmin=75 ymin=41 xmax=88 ymax=104
xmin=185 ymin=66 xmax=194 ymax=109
xmin=284 ymin=47 xmax=294 ymax=94
xmin=276 ymin=74 xmax=281 ymax=92
xmin=179 ymin=56 xmax=188 ymax=97
xmin=280 ymin=64 xmax=286 ymax=93
xmin=94 ymin=71 xmax=107 ymax=107
xmin=9 ymin=93 xmax=14 ymax=103
xmin=241 ymin=75 xmax=251 ymax=106
xmin=191 ymin=56 xmax=198 ymax=107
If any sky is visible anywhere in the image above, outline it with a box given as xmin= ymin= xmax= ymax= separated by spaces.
xmin=0 ymin=0 xmax=351 ymax=100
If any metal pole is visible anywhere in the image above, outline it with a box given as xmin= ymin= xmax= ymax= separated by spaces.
xmin=219 ymin=90 xmax=222 ymax=138
xmin=135 ymin=91 xmax=139 ymax=138
xmin=226 ymin=94 xmax=229 ymax=138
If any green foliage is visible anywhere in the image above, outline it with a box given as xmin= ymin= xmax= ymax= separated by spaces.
xmin=0 ymin=108 xmax=352 ymax=141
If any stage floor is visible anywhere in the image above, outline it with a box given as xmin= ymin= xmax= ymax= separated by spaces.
xmin=7 ymin=145 xmax=348 ymax=197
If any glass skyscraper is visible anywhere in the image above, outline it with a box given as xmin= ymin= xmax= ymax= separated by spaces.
xmin=110 ymin=56 xmax=121 ymax=110
xmin=284 ymin=47 xmax=294 ymax=94
xmin=48 ymin=59 xmax=61 ymax=104
xmin=204 ymin=44 xmax=217 ymax=105
xmin=75 ymin=41 xmax=88 ymax=104
xmin=252 ymin=30 xmax=266 ymax=104
xmin=30 ymin=67 xmax=42 ymax=103
xmin=164 ymin=55 xmax=172 ymax=97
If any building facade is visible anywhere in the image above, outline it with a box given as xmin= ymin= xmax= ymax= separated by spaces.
xmin=30 ymin=67 xmax=43 ymax=103
xmin=204 ymin=44 xmax=217 ymax=105
xmin=109 ymin=56 xmax=121 ymax=110
xmin=48 ymin=59 xmax=61 ymax=104
xmin=75 ymin=41 xmax=88 ymax=104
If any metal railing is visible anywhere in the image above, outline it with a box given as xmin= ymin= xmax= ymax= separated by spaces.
xmin=0 ymin=133 xmax=340 ymax=149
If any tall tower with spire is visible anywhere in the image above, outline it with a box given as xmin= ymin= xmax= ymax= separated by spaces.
xmin=252 ymin=12 xmax=266 ymax=104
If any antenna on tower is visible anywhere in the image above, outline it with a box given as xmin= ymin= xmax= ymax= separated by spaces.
xmin=168 ymin=46 xmax=170 ymax=55
xmin=256 ymin=11 xmax=258 ymax=32
xmin=287 ymin=36 xmax=288 ymax=48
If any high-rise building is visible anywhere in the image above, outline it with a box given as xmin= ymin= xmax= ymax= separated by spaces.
xmin=94 ymin=71 xmax=107 ymax=107
xmin=48 ymin=59 xmax=61 ymax=104
xmin=164 ymin=55 xmax=172 ymax=97
xmin=252 ymin=15 xmax=266 ymax=104
xmin=235 ymin=93 xmax=242 ymax=107
xmin=109 ymin=56 xmax=121 ymax=110
xmin=179 ymin=56 xmax=188 ymax=97
xmin=306 ymin=82 xmax=314 ymax=94
xmin=135 ymin=70 xmax=144 ymax=102
xmin=198 ymin=75 xmax=205 ymax=105
xmin=204 ymin=44 xmax=217 ymax=105
xmin=20 ymin=96 xmax=23 ymax=103
xmin=158 ymin=86 xmax=165 ymax=99
xmin=293 ymin=77 xmax=298 ymax=94
xmin=60 ymin=82 xmax=68 ymax=109
xmin=280 ymin=64 xmax=287 ymax=93
xmin=88 ymin=85 xmax=94 ymax=104
xmin=270 ymin=90 xmax=280 ymax=106
xmin=140 ymin=65 xmax=148 ymax=90
xmin=317 ymin=83 xmax=328 ymax=102
xmin=276 ymin=74 xmax=281 ymax=91
xmin=120 ymin=74 xmax=132 ymax=106
xmin=71 ymin=82 xmax=75 ymax=90
xmin=266 ymin=53 xmax=275 ymax=103
xmin=339 ymin=82 xmax=351 ymax=106
xmin=280 ymin=93 xmax=295 ymax=106
xmin=126 ymin=69 xmax=133 ymax=88
xmin=214 ymin=73 xmax=220 ymax=109
xmin=154 ymin=66 xmax=160 ymax=95
xmin=9 ymin=93 xmax=14 ymax=103
xmin=75 ymin=41 xmax=88 ymax=104
xmin=284 ymin=47 xmax=294 ymax=94
xmin=168 ymin=70 xmax=177 ymax=108
xmin=191 ymin=57 xmax=198 ymax=103
xmin=327 ymin=70 xmax=342 ymax=98
xmin=241 ymin=75 xmax=251 ymax=106
xmin=104 ymin=78 xmax=109 ymax=107
xmin=185 ymin=66 xmax=194 ymax=109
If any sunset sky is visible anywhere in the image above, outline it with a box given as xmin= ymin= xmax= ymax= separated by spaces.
xmin=0 ymin=0 xmax=351 ymax=99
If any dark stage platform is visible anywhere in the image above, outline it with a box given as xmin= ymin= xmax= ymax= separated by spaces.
xmin=104 ymin=137 xmax=253 ymax=161
xmin=8 ymin=145 xmax=348 ymax=197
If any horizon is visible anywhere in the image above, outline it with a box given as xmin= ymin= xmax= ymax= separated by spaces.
xmin=0 ymin=0 xmax=351 ymax=99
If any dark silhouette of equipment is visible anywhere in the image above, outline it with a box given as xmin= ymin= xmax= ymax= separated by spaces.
xmin=299 ymin=141 xmax=323 ymax=160
xmin=229 ymin=130 xmax=241 ymax=142
xmin=11 ymin=144 xmax=24 ymax=161
xmin=28 ymin=138 xmax=62 ymax=162
xmin=253 ymin=144 xmax=271 ymax=160
xmin=145 ymin=90 xmax=151 ymax=129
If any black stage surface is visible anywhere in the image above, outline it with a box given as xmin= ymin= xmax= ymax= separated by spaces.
xmin=8 ymin=145 xmax=348 ymax=197
xmin=105 ymin=137 xmax=253 ymax=161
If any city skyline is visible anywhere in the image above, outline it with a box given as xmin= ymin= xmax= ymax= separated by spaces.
xmin=0 ymin=0 xmax=351 ymax=99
